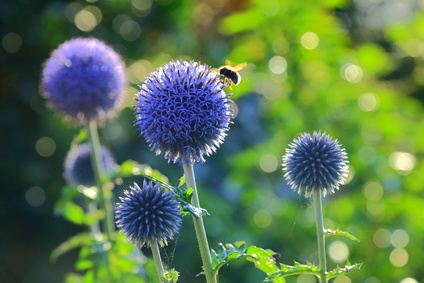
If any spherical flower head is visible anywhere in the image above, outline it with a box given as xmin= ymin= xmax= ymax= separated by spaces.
xmin=134 ymin=60 xmax=233 ymax=164
xmin=115 ymin=180 xmax=182 ymax=248
xmin=41 ymin=38 xmax=126 ymax=123
xmin=282 ymin=132 xmax=349 ymax=197
xmin=64 ymin=143 xmax=117 ymax=187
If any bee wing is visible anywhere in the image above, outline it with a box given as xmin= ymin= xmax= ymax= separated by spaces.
xmin=232 ymin=62 xmax=247 ymax=71
xmin=224 ymin=59 xmax=234 ymax=66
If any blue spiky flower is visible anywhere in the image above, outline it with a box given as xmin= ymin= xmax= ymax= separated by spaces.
xmin=64 ymin=143 xmax=117 ymax=187
xmin=134 ymin=60 xmax=233 ymax=164
xmin=282 ymin=132 xmax=349 ymax=197
xmin=115 ymin=180 xmax=182 ymax=247
xmin=41 ymin=38 xmax=126 ymax=123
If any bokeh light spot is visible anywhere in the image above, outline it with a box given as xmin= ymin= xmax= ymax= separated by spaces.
xmin=341 ymin=64 xmax=363 ymax=83
xmin=400 ymin=278 xmax=419 ymax=283
xmin=373 ymin=228 xmax=391 ymax=248
xmin=128 ymin=59 xmax=154 ymax=84
xmin=389 ymin=152 xmax=415 ymax=175
xmin=253 ymin=209 xmax=272 ymax=228
xmin=119 ymin=20 xmax=141 ymax=41
xmin=391 ymin=229 xmax=409 ymax=248
xmin=268 ymin=56 xmax=287 ymax=75
xmin=35 ymin=137 xmax=56 ymax=157
xmin=389 ymin=248 xmax=408 ymax=267
xmin=358 ymin=92 xmax=378 ymax=111
xmin=259 ymin=154 xmax=279 ymax=173
xmin=328 ymin=241 xmax=349 ymax=263
xmin=64 ymin=2 xmax=83 ymax=22
xmin=25 ymin=186 xmax=46 ymax=207
xmin=363 ymin=181 xmax=384 ymax=201
xmin=131 ymin=0 xmax=152 ymax=11
xmin=2 ymin=33 xmax=22 ymax=53
xmin=301 ymin=32 xmax=319 ymax=50
xmin=74 ymin=6 xmax=102 ymax=32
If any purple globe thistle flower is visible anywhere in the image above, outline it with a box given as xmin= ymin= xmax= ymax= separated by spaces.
xmin=282 ymin=132 xmax=349 ymax=197
xmin=41 ymin=38 xmax=126 ymax=123
xmin=64 ymin=143 xmax=117 ymax=187
xmin=115 ymin=180 xmax=182 ymax=248
xmin=134 ymin=60 xmax=233 ymax=164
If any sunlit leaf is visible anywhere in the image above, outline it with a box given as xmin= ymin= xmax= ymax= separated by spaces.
xmin=266 ymin=261 xmax=321 ymax=280
xmin=325 ymin=228 xmax=359 ymax=242
xmin=211 ymin=242 xmax=255 ymax=272
xmin=51 ymin=232 xmax=94 ymax=262
xmin=326 ymin=262 xmax=362 ymax=279
xmin=63 ymin=201 xmax=85 ymax=225
xmin=163 ymin=268 xmax=179 ymax=282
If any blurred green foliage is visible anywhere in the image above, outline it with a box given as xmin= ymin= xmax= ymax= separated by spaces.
xmin=1 ymin=0 xmax=424 ymax=282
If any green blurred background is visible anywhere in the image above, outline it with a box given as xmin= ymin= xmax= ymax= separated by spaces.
xmin=1 ymin=0 xmax=424 ymax=282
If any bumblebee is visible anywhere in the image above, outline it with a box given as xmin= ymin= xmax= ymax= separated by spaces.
xmin=215 ymin=61 xmax=247 ymax=88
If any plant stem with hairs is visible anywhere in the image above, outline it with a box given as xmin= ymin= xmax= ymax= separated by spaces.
xmin=150 ymin=240 xmax=165 ymax=282
xmin=183 ymin=162 xmax=217 ymax=283
xmin=313 ymin=189 xmax=327 ymax=283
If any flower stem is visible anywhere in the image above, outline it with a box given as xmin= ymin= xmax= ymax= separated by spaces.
xmin=150 ymin=241 xmax=165 ymax=282
xmin=87 ymin=200 xmax=101 ymax=236
xmin=313 ymin=189 xmax=327 ymax=283
xmin=183 ymin=162 xmax=217 ymax=283
xmin=87 ymin=120 xmax=115 ymax=241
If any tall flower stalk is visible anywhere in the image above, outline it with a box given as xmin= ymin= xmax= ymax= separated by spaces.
xmin=282 ymin=132 xmax=349 ymax=283
xmin=134 ymin=60 xmax=233 ymax=282
xmin=183 ymin=162 xmax=216 ymax=282
xmin=87 ymin=120 xmax=115 ymax=241
xmin=42 ymin=37 xmax=127 ymax=280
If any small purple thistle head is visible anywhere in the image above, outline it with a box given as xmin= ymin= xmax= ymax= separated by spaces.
xmin=41 ymin=38 xmax=126 ymax=123
xmin=134 ymin=60 xmax=233 ymax=164
xmin=282 ymin=131 xmax=349 ymax=197
xmin=115 ymin=180 xmax=182 ymax=248
xmin=64 ymin=143 xmax=117 ymax=187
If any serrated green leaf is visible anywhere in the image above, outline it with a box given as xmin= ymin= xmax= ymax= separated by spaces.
xmin=245 ymin=246 xmax=281 ymax=276
xmin=51 ymin=232 xmax=93 ymax=262
xmin=142 ymin=175 xmax=208 ymax=218
xmin=211 ymin=242 xmax=256 ymax=274
xmin=267 ymin=261 xmax=362 ymax=281
xmin=326 ymin=263 xmax=362 ymax=279
xmin=163 ymin=268 xmax=179 ymax=282
xmin=266 ymin=261 xmax=320 ymax=280
xmin=325 ymin=228 xmax=360 ymax=242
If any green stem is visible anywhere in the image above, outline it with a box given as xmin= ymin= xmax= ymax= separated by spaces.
xmin=87 ymin=120 xmax=115 ymax=241
xmin=183 ymin=162 xmax=217 ymax=283
xmin=150 ymin=241 xmax=165 ymax=282
xmin=313 ymin=189 xmax=327 ymax=283
xmin=87 ymin=200 xmax=101 ymax=236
